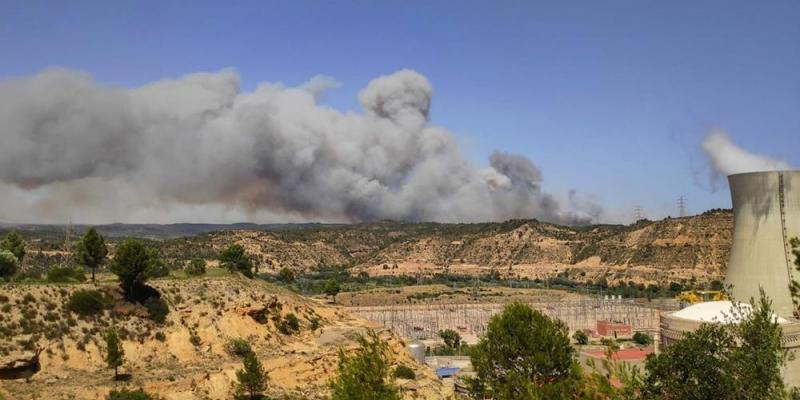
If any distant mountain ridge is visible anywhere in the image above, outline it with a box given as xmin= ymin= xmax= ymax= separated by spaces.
xmin=0 ymin=222 xmax=344 ymax=239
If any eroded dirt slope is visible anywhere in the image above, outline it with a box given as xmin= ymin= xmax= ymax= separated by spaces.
xmin=0 ymin=277 xmax=448 ymax=400
xmin=209 ymin=212 xmax=733 ymax=285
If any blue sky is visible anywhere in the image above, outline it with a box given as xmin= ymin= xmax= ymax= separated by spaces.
xmin=1 ymin=0 xmax=799 ymax=222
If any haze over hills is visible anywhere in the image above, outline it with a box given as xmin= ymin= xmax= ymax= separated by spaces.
xmin=0 ymin=222 xmax=344 ymax=240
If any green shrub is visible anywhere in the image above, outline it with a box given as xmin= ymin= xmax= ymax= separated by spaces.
xmin=185 ymin=259 xmax=206 ymax=276
xmin=572 ymin=330 xmax=589 ymax=345
xmin=154 ymin=332 xmax=166 ymax=342
xmin=67 ymin=290 xmax=107 ymax=317
xmin=12 ymin=270 xmax=42 ymax=282
xmin=227 ymin=338 xmax=252 ymax=357
xmin=144 ymin=297 xmax=169 ymax=324
xmin=146 ymin=260 xmax=170 ymax=278
xmin=106 ymin=388 xmax=156 ymax=400
xmin=284 ymin=313 xmax=300 ymax=331
xmin=438 ymin=329 xmax=461 ymax=349
xmin=394 ymin=365 xmax=416 ymax=380
xmin=219 ymin=245 xmax=253 ymax=278
xmin=0 ymin=250 xmax=18 ymax=278
xmin=278 ymin=267 xmax=295 ymax=283
xmin=46 ymin=266 xmax=86 ymax=283
xmin=633 ymin=331 xmax=653 ymax=346
xmin=1 ymin=231 xmax=25 ymax=263
xmin=276 ymin=321 xmax=291 ymax=335
xmin=431 ymin=345 xmax=455 ymax=356
xmin=190 ymin=333 xmax=202 ymax=346
xmin=309 ymin=317 xmax=321 ymax=331
xmin=600 ymin=337 xmax=619 ymax=350
xmin=275 ymin=313 xmax=300 ymax=335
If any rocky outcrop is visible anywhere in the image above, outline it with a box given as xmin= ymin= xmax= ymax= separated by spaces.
xmin=0 ymin=350 xmax=40 ymax=380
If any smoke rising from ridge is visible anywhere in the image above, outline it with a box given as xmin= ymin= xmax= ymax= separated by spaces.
xmin=702 ymin=129 xmax=792 ymax=180
xmin=0 ymin=68 xmax=600 ymax=225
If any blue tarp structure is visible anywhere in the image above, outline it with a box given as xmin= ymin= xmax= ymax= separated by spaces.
xmin=435 ymin=367 xmax=460 ymax=378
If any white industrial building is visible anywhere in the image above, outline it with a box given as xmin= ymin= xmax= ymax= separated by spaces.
xmin=726 ymin=171 xmax=800 ymax=317
xmin=661 ymin=170 xmax=800 ymax=388
xmin=660 ymin=300 xmax=800 ymax=388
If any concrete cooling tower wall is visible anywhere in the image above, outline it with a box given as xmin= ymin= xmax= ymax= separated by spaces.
xmin=726 ymin=171 xmax=800 ymax=318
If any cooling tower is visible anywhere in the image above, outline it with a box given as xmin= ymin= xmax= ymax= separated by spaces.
xmin=726 ymin=171 xmax=800 ymax=318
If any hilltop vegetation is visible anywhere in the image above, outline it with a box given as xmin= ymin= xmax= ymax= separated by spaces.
xmin=2 ymin=210 xmax=732 ymax=290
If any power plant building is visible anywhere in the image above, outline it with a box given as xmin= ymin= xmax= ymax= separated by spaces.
xmin=660 ymin=301 xmax=800 ymax=388
xmin=661 ymin=171 xmax=800 ymax=388
xmin=725 ymin=171 xmax=800 ymax=318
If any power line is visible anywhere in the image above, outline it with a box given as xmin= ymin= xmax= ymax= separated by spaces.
xmin=633 ymin=205 xmax=645 ymax=221
xmin=677 ymin=196 xmax=687 ymax=217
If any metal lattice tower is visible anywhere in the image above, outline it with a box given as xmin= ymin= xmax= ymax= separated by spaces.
xmin=633 ymin=205 xmax=645 ymax=221
xmin=677 ymin=196 xmax=687 ymax=217
xmin=64 ymin=216 xmax=72 ymax=252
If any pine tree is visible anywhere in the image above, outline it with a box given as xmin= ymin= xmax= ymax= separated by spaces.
xmin=105 ymin=328 xmax=125 ymax=380
xmin=110 ymin=239 xmax=158 ymax=300
xmin=329 ymin=330 xmax=400 ymax=400
xmin=0 ymin=250 xmax=18 ymax=278
xmin=467 ymin=302 xmax=584 ymax=399
xmin=219 ymin=245 xmax=254 ymax=278
xmin=235 ymin=351 xmax=268 ymax=400
xmin=572 ymin=330 xmax=589 ymax=345
xmin=324 ymin=279 xmax=341 ymax=303
xmin=75 ymin=227 xmax=108 ymax=283
xmin=438 ymin=329 xmax=462 ymax=349
xmin=0 ymin=231 xmax=25 ymax=263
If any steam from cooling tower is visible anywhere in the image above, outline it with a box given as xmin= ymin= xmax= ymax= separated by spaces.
xmin=0 ymin=68 xmax=600 ymax=224
xmin=702 ymin=129 xmax=792 ymax=178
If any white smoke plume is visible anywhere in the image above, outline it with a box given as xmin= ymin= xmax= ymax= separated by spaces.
xmin=0 ymin=68 xmax=600 ymax=225
xmin=702 ymin=129 xmax=791 ymax=179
